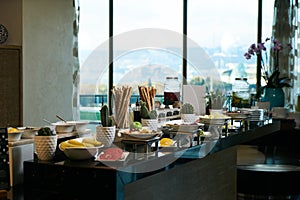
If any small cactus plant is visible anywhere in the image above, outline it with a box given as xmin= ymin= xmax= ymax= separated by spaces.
xmin=149 ymin=110 xmax=158 ymax=119
xmin=100 ymin=104 xmax=113 ymax=127
xmin=180 ymin=103 xmax=194 ymax=114
xmin=140 ymin=100 xmax=157 ymax=119
xmin=140 ymin=101 xmax=150 ymax=119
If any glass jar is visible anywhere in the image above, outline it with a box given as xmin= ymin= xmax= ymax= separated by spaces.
xmin=164 ymin=77 xmax=180 ymax=107
xmin=232 ymin=78 xmax=250 ymax=108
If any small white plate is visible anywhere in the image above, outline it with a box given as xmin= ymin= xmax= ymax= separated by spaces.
xmin=119 ymin=128 xmax=162 ymax=139
xmin=96 ymin=152 xmax=129 ymax=162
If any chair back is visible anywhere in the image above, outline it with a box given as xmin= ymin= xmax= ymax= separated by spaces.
xmin=0 ymin=128 xmax=10 ymax=191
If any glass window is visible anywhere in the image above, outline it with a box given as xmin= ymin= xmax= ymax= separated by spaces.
xmin=113 ymin=0 xmax=183 ymax=104
xmin=187 ymin=0 xmax=274 ymax=108
xmin=78 ymin=0 xmax=109 ymax=120
xmin=187 ymin=1 xmax=259 ymax=91
xmin=78 ymin=0 xmax=275 ymax=120
xmin=114 ymin=0 xmax=182 ymax=35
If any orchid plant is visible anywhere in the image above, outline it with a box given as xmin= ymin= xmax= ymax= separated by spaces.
xmin=244 ymin=37 xmax=292 ymax=89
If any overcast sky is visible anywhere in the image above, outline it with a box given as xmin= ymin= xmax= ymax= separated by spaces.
xmin=78 ymin=0 xmax=274 ymax=55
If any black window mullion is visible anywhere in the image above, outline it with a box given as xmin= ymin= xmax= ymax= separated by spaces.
xmin=256 ymin=0 xmax=262 ymax=98
xmin=109 ymin=0 xmax=113 ymax=115
xmin=183 ymin=0 xmax=187 ymax=85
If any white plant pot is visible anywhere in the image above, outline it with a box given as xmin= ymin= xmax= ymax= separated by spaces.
xmin=141 ymin=118 xmax=158 ymax=131
xmin=181 ymin=114 xmax=196 ymax=123
xmin=34 ymin=135 xmax=58 ymax=161
xmin=96 ymin=126 xmax=116 ymax=147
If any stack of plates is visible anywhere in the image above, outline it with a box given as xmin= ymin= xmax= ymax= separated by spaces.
xmin=199 ymin=115 xmax=230 ymax=125
xmin=240 ymin=108 xmax=264 ymax=121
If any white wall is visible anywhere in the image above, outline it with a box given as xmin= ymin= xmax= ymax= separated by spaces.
xmin=23 ymin=0 xmax=74 ymax=126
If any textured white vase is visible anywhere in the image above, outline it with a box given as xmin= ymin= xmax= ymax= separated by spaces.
xmin=181 ymin=114 xmax=196 ymax=123
xmin=96 ymin=126 xmax=115 ymax=147
xmin=34 ymin=135 xmax=58 ymax=161
xmin=141 ymin=118 xmax=158 ymax=131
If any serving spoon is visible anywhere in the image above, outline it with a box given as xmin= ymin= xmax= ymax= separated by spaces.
xmin=43 ymin=119 xmax=53 ymax=125
xmin=56 ymin=115 xmax=67 ymax=123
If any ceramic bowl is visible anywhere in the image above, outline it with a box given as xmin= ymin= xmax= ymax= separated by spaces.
xmin=62 ymin=147 xmax=99 ymax=160
xmin=52 ymin=122 xmax=74 ymax=133
xmin=21 ymin=127 xmax=39 ymax=138
xmin=59 ymin=138 xmax=103 ymax=160
xmin=67 ymin=120 xmax=89 ymax=132
xmin=8 ymin=131 xmax=23 ymax=142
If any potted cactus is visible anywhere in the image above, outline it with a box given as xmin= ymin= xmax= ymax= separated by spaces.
xmin=96 ymin=104 xmax=115 ymax=147
xmin=140 ymin=100 xmax=158 ymax=131
xmin=180 ymin=103 xmax=196 ymax=123
xmin=34 ymin=127 xmax=58 ymax=161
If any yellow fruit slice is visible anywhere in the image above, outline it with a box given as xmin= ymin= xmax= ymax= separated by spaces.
xmin=68 ymin=139 xmax=85 ymax=147
xmin=60 ymin=141 xmax=82 ymax=150
xmin=82 ymin=142 xmax=94 ymax=147
xmin=160 ymin=138 xmax=173 ymax=147
xmin=8 ymin=127 xmax=20 ymax=133
xmin=82 ymin=138 xmax=102 ymax=146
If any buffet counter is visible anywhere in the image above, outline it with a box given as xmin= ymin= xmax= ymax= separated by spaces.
xmin=23 ymin=122 xmax=280 ymax=200
xmin=8 ymin=130 xmax=87 ymax=147
xmin=8 ymin=131 xmax=90 ymax=189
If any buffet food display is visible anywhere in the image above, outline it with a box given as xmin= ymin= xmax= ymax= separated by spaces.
xmin=10 ymin=84 xmax=278 ymax=164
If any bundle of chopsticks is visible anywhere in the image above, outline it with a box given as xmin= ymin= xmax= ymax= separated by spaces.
xmin=112 ymin=86 xmax=133 ymax=129
xmin=138 ymin=85 xmax=157 ymax=111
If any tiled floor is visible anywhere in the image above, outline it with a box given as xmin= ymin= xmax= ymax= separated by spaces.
xmin=237 ymin=145 xmax=266 ymax=165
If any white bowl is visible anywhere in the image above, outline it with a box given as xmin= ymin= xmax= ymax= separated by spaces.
xmin=52 ymin=122 xmax=74 ymax=133
xmin=8 ymin=131 xmax=23 ymax=142
xmin=21 ymin=127 xmax=39 ymax=138
xmin=59 ymin=138 xmax=102 ymax=160
xmin=62 ymin=147 xmax=99 ymax=160
xmin=68 ymin=120 xmax=89 ymax=132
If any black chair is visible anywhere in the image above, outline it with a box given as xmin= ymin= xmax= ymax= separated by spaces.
xmin=237 ymin=144 xmax=300 ymax=199
xmin=0 ymin=128 xmax=10 ymax=199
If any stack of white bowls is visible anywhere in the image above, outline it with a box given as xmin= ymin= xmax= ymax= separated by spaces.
xmin=240 ymin=108 xmax=264 ymax=121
